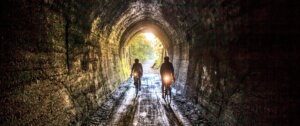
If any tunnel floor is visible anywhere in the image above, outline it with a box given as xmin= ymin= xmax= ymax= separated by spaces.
xmin=84 ymin=61 xmax=209 ymax=126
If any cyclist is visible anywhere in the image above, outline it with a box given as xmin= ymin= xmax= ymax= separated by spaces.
xmin=131 ymin=59 xmax=143 ymax=93
xmin=160 ymin=56 xmax=175 ymax=99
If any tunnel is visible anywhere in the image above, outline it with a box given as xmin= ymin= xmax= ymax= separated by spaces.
xmin=0 ymin=0 xmax=299 ymax=126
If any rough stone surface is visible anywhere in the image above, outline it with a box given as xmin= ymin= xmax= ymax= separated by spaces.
xmin=161 ymin=0 xmax=299 ymax=125
xmin=0 ymin=0 xmax=130 ymax=125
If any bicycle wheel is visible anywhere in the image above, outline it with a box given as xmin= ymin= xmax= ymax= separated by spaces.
xmin=168 ymin=86 xmax=171 ymax=104
xmin=165 ymin=85 xmax=171 ymax=104
xmin=162 ymin=84 xmax=165 ymax=99
xmin=134 ymin=77 xmax=139 ymax=95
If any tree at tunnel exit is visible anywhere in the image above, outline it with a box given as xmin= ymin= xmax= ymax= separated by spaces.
xmin=128 ymin=34 xmax=156 ymax=64
xmin=143 ymin=33 xmax=164 ymax=69
xmin=151 ymin=41 xmax=164 ymax=69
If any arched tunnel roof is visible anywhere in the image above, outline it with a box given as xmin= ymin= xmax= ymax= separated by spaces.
xmin=119 ymin=19 xmax=173 ymax=56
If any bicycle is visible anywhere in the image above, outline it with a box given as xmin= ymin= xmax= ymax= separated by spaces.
xmin=162 ymin=74 xmax=173 ymax=104
xmin=132 ymin=72 xmax=141 ymax=96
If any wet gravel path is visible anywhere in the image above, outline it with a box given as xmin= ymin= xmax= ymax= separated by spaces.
xmin=82 ymin=80 xmax=132 ymax=126
xmin=173 ymin=95 xmax=211 ymax=126
xmin=132 ymin=74 xmax=181 ymax=126
xmin=84 ymin=60 xmax=209 ymax=126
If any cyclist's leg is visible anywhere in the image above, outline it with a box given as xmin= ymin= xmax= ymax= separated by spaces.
xmin=164 ymin=85 xmax=168 ymax=102
xmin=170 ymin=85 xmax=171 ymax=98
xmin=169 ymin=85 xmax=172 ymax=102
xmin=134 ymin=77 xmax=137 ymax=86
xmin=162 ymin=82 xmax=165 ymax=98
xmin=166 ymin=85 xmax=170 ymax=99
xmin=134 ymin=77 xmax=138 ymax=93
xmin=170 ymin=86 xmax=172 ymax=103
xmin=138 ymin=77 xmax=141 ymax=90
xmin=168 ymin=85 xmax=171 ymax=103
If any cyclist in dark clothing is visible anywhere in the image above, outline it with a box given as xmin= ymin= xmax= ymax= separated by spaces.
xmin=160 ymin=56 xmax=175 ymax=99
xmin=131 ymin=59 xmax=143 ymax=92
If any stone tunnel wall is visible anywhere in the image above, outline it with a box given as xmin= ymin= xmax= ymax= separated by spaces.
xmin=160 ymin=0 xmax=299 ymax=125
xmin=0 ymin=0 xmax=130 ymax=125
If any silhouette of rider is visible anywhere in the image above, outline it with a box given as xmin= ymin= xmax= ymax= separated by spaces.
xmin=131 ymin=59 xmax=143 ymax=91
xmin=160 ymin=56 xmax=175 ymax=98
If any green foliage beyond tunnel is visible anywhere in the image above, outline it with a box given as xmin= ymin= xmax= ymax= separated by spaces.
xmin=128 ymin=33 xmax=163 ymax=65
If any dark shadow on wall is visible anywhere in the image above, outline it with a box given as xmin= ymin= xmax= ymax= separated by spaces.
xmin=181 ymin=0 xmax=300 ymax=125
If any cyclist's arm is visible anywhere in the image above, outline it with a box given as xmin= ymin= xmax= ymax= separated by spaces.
xmin=171 ymin=63 xmax=175 ymax=81
xmin=171 ymin=64 xmax=174 ymax=75
xmin=160 ymin=64 xmax=164 ymax=75
xmin=140 ymin=63 xmax=143 ymax=76
xmin=131 ymin=64 xmax=134 ymax=76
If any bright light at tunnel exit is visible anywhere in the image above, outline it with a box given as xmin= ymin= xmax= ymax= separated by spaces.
xmin=144 ymin=32 xmax=155 ymax=41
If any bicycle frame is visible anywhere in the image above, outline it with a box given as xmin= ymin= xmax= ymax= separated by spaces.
xmin=162 ymin=74 xmax=172 ymax=104
xmin=133 ymin=72 xmax=141 ymax=95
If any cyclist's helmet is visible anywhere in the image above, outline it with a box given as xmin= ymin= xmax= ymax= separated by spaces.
xmin=164 ymin=56 xmax=169 ymax=61
xmin=135 ymin=58 xmax=139 ymax=63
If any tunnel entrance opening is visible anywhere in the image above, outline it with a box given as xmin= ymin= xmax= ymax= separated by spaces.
xmin=118 ymin=21 xmax=176 ymax=79
xmin=126 ymin=32 xmax=165 ymax=70
xmin=116 ymin=20 xmax=189 ymax=96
